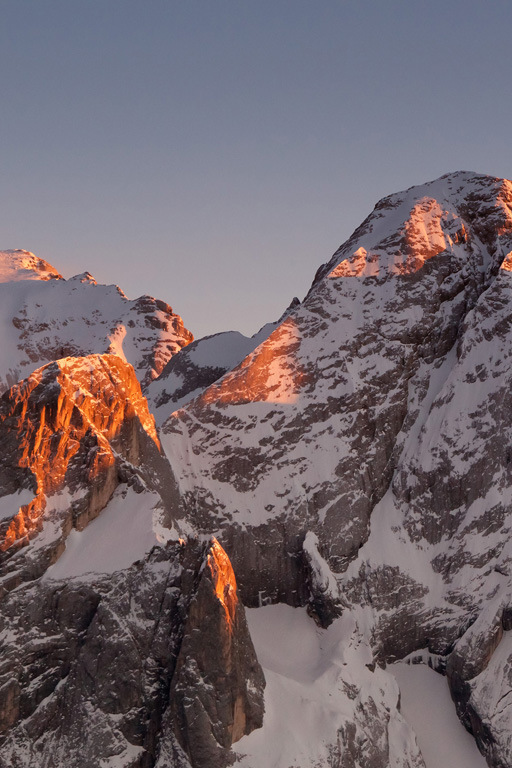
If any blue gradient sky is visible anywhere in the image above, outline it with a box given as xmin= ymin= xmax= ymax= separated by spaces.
xmin=1 ymin=1 xmax=511 ymax=338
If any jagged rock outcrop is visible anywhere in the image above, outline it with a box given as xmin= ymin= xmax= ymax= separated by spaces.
xmin=169 ymin=538 xmax=265 ymax=767
xmin=146 ymin=301 xmax=300 ymax=424
xmin=0 ymin=353 xmax=179 ymax=592
xmin=146 ymin=329 xmax=272 ymax=424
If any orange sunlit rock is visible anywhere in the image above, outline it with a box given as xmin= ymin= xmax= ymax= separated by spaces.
xmin=328 ymin=246 xmax=378 ymax=277
xmin=501 ymin=252 xmax=512 ymax=271
xmin=1 ymin=498 xmax=42 ymax=553
xmin=194 ymin=318 xmax=305 ymax=407
xmin=207 ymin=538 xmax=238 ymax=631
xmin=395 ymin=198 xmax=449 ymax=274
xmin=495 ymin=179 xmax=512 ymax=233
xmin=0 ymin=354 xmax=160 ymax=552
xmin=328 ymin=198 xmax=469 ymax=278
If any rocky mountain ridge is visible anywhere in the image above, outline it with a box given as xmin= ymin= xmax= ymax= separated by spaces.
xmin=0 ymin=250 xmax=193 ymax=393
xmin=0 ymin=171 xmax=512 ymax=767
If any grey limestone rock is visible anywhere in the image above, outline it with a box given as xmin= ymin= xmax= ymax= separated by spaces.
xmin=0 ymin=539 xmax=264 ymax=768
xmin=5 ymin=174 xmax=512 ymax=765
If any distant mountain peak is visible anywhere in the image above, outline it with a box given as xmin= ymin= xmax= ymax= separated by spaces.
xmin=69 ymin=271 xmax=98 ymax=285
xmin=0 ymin=249 xmax=63 ymax=283
xmin=312 ymin=170 xmax=512 ymax=287
xmin=0 ymin=250 xmax=194 ymax=394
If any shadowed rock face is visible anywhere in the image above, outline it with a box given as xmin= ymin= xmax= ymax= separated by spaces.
xmin=169 ymin=539 xmax=265 ymax=768
xmin=0 ymin=540 xmax=264 ymax=768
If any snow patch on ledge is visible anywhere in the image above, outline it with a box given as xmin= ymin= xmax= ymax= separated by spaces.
xmin=0 ymin=489 xmax=36 ymax=522
xmin=43 ymin=486 xmax=163 ymax=580
xmin=303 ymin=530 xmax=339 ymax=597
xmin=236 ymin=606 xmax=487 ymax=768
xmin=235 ymin=605 xmax=420 ymax=767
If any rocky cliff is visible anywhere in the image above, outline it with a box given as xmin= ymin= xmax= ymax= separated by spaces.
xmin=1 ymin=172 xmax=512 ymax=766
xmin=0 ymin=342 xmax=263 ymax=767
xmin=161 ymin=171 xmax=512 ymax=766
xmin=0 ymin=352 xmax=181 ymax=592
xmin=0 ymin=539 xmax=263 ymax=768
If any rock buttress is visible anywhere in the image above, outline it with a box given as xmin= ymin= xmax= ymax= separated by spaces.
xmin=168 ymin=538 xmax=265 ymax=768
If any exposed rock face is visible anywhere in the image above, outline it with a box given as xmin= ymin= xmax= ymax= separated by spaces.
xmin=146 ymin=330 xmax=269 ymax=424
xmin=0 ymin=260 xmax=193 ymax=393
xmin=169 ymin=538 xmax=265 ymax=767
xmin=445 ymin=602 xmax=512 ymax=767
xmin=4 ymin=173 xmax=512 ymax=766
xmin=0 ymin=353 xmax=177 ymax=592
xmin=0 ymin=540 xmax=264 ymax=768
xmin=146 ymin=312 xmax=298 ymax=424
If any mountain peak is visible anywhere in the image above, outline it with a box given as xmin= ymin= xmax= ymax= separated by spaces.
xmin=68 ymin=271 xmax=98 ymax=285
xmin=0 ymin=250 xmax=63 ymax=283
xmin=312 ymin=171 xmax=512 ymax=285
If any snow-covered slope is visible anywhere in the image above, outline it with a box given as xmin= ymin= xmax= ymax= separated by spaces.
xmin=147 ymin=304 xmax=299 ymax=423
xmin=42 ymin=486 xmax=162 ymax=580
xmin=235 ymin=605 xmax=425 ymax=768
xmin=235 ymin=605 xmax=488 ymax=768
xmin=4 ymin=173 xmax=512 ymax=767
xmin=159 ymin=171 xmax=512 ymax=766
xmin=0 ymin=249 xmax=63 ymax=282
xmin=0 ymin=256 xmax=193 ymax=392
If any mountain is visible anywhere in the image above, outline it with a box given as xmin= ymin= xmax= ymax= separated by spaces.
xmin=146 ymin=299 xmax=299 ymax=424
xmin=1 ymin=171 xmax=512 ymax=767
xmin=0 ymin=250 xmax=193 ymax=393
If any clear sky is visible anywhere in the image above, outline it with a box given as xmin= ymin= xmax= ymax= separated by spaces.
xmin=1 ymin=1 xmax=512 ymax=338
